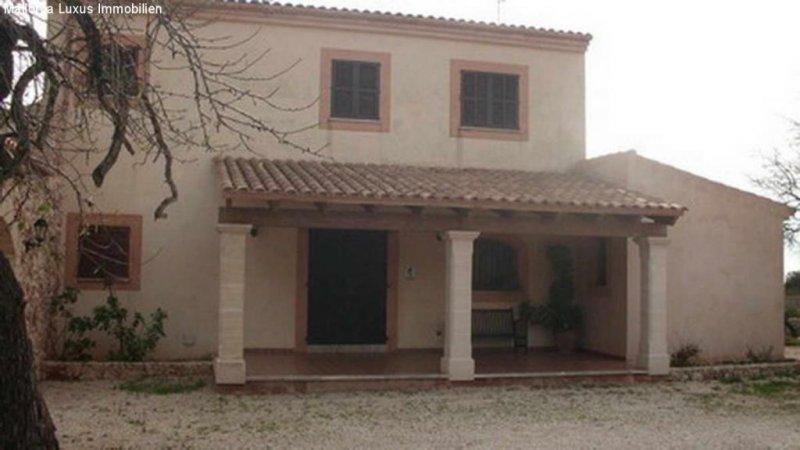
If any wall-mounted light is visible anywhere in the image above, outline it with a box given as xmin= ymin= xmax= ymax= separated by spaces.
xmin=24 ymin=217 xmax=48 ymax=252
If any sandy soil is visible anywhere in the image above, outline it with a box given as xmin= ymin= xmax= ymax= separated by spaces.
xmin=43 ymin=374 xmax=800 ymax=450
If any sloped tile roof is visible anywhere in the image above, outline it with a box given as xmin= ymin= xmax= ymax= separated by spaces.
xmin=219 ymin=1 xmax=592 ymax=42
xmin=217 ymin=157 xmax=685 ymax=216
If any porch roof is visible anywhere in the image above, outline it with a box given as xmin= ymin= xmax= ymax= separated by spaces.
xmin=216 ymin=157 xmax=686 ymax=218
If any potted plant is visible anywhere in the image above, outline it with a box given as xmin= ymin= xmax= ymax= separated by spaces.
xmin=524 ymin=244 xmax=583 ymax=354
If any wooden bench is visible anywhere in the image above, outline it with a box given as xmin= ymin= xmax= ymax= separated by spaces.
xmin=471 ymin=308 xmax=528 ymax=351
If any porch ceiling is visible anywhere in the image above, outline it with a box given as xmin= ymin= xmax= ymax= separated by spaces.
xmin=216 ymin=157 xmax=685 ymax=236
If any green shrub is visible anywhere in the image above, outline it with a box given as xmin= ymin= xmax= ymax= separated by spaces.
xmin=745 ymin=345 xmax=775 ymax=363
xmin=785 ymin=271 xmax=800 ymax=294
xmin=50 ymin=288 xmax=95 ymax=361
xmin=49 ymin=289 xmax=168 ymax=362
xmin=93 ymin=295 xmax=167 ymax=362
xmin=670 ymin=343 xmax=701 ymax=367
xmin=525 ymin=245 xmax=583 ymax=333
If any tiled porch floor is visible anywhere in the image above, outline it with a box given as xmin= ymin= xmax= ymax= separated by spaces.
xmin=245 ymin=348 xmax=630 ymax=380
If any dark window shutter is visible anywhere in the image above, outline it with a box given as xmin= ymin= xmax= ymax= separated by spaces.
xmin=77 ymin=225 xmax=132 ymax=283
xmin=330 ymin=60 xmax=380 ymax=120
xmin=472 ymin=239 xmax=521 ymax=291
xmin=100 ymin=43 xmax=140 ymax=96
xmin=460 ymin=71 xmax=519 ymax=130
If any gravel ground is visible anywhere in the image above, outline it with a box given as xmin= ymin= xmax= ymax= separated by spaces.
xmin=43 ymin=372 xmax=800 ymax=450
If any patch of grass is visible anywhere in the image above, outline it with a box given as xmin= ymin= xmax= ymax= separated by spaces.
xmin=734 ymin=378 xmax=800 ymax=398
xmin=116 ymin=377 xmax=206 ymax=395
xmin=718 ymin=375 xmax=743 ymax=384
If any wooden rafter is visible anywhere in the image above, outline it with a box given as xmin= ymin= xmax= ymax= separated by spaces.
xmin=218 ymin=207 xmax=668 ymax=238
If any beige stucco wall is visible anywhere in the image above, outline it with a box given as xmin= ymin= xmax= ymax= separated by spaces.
xmin=577 ymin=237 xmax=629 ymax=358
xmin=52 ymin=10 xmax=588 ymax=359
xmin=397 ymin=232 xmax=445 ymax=348
xmin=149 ymin=16 xmax=586 ymax=172
xmin=581 ymin=151 xmax=788 ymax=362
xmin=244 ymin=227 xmax=297 ymax=350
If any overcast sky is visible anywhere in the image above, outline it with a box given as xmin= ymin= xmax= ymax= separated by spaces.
xmin=290 ymin=0 xmax=800 ymax=272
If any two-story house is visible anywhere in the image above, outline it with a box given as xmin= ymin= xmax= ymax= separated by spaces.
xmin=56 ymin=1 xmax=791 ymax=385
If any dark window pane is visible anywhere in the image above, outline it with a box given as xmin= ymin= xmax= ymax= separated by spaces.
xmin=505 ymin=75 xmax=518 ymax=100
xmin=357 ymin=92 xmax=379 ymax=119
xmin=476 ymin=99 xmax=488 ymax=125
xmin=491 ymin=75 xmax=505 ymax=100
xmin=332 ymin=88 xmax=353 ymax=117
xmin=462 ymin=99 xmax=476 ymax=126
xmin=462 ymin=72 xmax=476 ymax=98
xmin=358 ymin=63 xmax=379 ymax=90
xmin=491 ymin=101 xmax=504 ymax=128
xmin=460 ymin=71 xmax=520 ymax=129
xmin=100 ymin=44 xmax=139 ymax=96
xmin=504 ymin=102 xmax=518 ymax=129
xmin=472 ymin=239 xmax=521 ymax=291
xmin=330 ymin=60 xmax=381 ymax=120
xmin=77 ymin=225 xmax=131 ymax=282
xmin=476 ymin=73 xmax=489 ymax=98
xmin=333 ymin=61 xmax=354 ymax=88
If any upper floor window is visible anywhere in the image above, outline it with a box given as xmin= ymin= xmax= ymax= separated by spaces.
xmin=460 ymin=71 xmax=519 ymax=130
xmin=450 ymin=59 xmax=529 ymax=141
xmin=79 ymin=35 xmax=148 ymax=100
xmin=99 ymin=42 xmax=141 ymax=97
xmin=331 ymin=60 xmax=380 ymax=120
xmin=65 ymin=213 xmax=143 ymax=290
xmin=320 ymin=48 xmax=391 ymax=132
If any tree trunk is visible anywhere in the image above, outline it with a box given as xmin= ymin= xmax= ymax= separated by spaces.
xmin=0 ymin=251 xmax=59 ymax=449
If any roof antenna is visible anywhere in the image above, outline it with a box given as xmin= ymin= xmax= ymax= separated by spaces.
xmin=496 ymin=0 xmax=506 ymax=23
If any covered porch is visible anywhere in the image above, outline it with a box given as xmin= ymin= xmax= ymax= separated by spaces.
xmin=213 ymin=157 xmax=684 ymax=385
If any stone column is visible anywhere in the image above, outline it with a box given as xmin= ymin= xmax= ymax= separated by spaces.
xmin=214 ymin=224 xmax=251 ymax=385
xmin=634 ymin=236 xmax=670 ymax=375
xmin=441 ymin=230 xmax=480 ymax=381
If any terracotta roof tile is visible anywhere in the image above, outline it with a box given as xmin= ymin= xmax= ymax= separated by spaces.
xmin=219 ymin=0 xmax=592 ymax=41
xmin=216 ymin=157 xmax=686 ymax=215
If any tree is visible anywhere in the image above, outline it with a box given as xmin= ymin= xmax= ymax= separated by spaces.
xmin=753 ymin=120 xmax=800 ymax=243
xmin=786 ymin=270 xmax=800 ymax=295
xmin=0 ymin=1 xmax=317 ymax=447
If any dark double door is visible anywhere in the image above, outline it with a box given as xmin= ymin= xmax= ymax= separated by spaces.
xmin=307 ymin=229 xmax=388 ymax=346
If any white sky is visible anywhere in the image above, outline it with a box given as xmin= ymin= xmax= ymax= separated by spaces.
xmin=290 ymin=0 xmax=800 ymax=273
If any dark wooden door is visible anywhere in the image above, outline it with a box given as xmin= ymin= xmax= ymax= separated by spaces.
xmin=307 ymin=229 xmax=388 ymax=345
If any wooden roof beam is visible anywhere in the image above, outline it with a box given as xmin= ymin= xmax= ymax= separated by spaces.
xmin=407 ymin=206 xmax=424 ymax=216
xmin=491 ymin=209 xmax=514 ymax=218
xmin=650 ymin=215 xmax=678 ymax=226
xmin=219 ymin=207 xmax=669 ymax=238
xmin=450 ymin=207 xmax=470 ymax=218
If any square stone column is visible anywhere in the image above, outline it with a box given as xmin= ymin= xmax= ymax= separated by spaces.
xmin=634 ymin=236 xmax=670 ymax=375
xmin=441 ymin=230 xmax=480 ymax=381
xmin=214 ymin=223 xmax=252 ymax=385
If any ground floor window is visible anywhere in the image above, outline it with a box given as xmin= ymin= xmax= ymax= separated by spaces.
xmin=65 ymin=213 xmax=142 ymax=290
xmin=472 ymin=238 xmax=521 ymax=291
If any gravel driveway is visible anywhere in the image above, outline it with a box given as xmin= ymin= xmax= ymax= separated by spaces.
xmin=43 ymin=373 xmax=800 ymax=450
